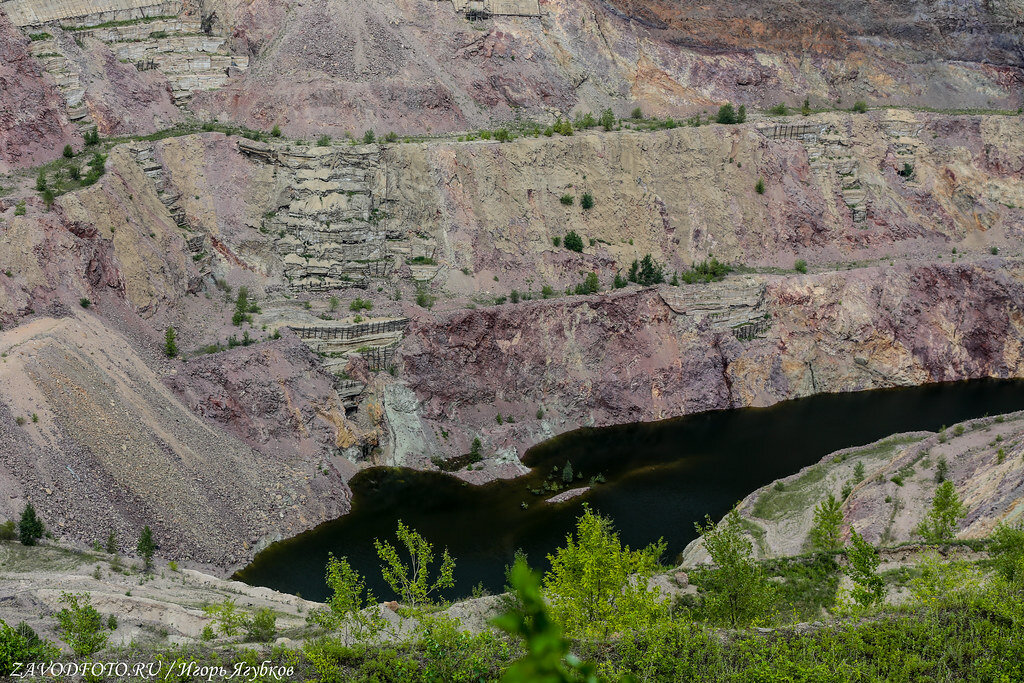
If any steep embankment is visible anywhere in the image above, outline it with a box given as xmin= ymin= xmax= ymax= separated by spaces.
xmin=398 ymin=261 xmax=1024 ymax=467
xmin=192 ymin=0 xmax=1024 ymax=135
xmin=0 ymin=314 xmax=350 ymax=571
xmin=682 ymin=410 xmax=1024 ymax=563
xmin=0 ymin=13 xmax=79 ymax=172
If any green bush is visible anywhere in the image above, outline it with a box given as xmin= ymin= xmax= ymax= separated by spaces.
xmin=852 ymin=100 xmax=868 ymax=113
xmin=755 ymin=178 xmax=765 ymax=194
xmin=363 ymin=130 xmax=376 ymax=144
xmin=349 ymin=297 xmax=373 ymax=312
xmin=628 ymin=255 xmax=665 ymax=286
xmin=55 ymin=592 xmax=108 ymax=656
xmin=246 ymin=608 xmax=277 ymax=642
xmin=317 ymin=134 xmax=332 ymax=147
xmin=559 ymin=194 xmax=574 ymax=206
xmin=580 ymin=193 xmax=594 ymax=210
xmin=63 ymin=144 xmax=74 ymax=158
xmin=716 ymin=104 xmax=737 ymax=124
xmin=79 ymin=297 xmax=91 ymax=308
xmin=271 ymin=124 xmax=282 ymax=137
xmin=563 ymin=231 xmax=584 ymax=252
xmin=137 ymin=525 xmax=155 ymax=572
xmin=415 ymin=286 xmax=436 ymax=309
xmin=375 ymin=521 xmax=455 ymax=607
xmin=768 ymin=103 xmax=788 ymax=116
xmin=631 ymin=107 xmax=643 ymax=120
xmin=574 ymin=272 xmax=600 ymax=295
xmin=599 ymin=109 xmax=615 ymax=131
xmin=679 ymin=257 xmax=730 ymax=284
xmin=794 ymin=259 xmax=808 ymax=274
xmin=0 ymin=621 xmax=58 ymax=676
xmin=545 ymin=507 xmax=666 ymax=638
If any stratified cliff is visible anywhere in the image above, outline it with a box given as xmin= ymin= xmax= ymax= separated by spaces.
xmin=192 ymin=0 xmax=1024 ymax=135
xmin=0 ymin=13 xmax=79 ymax=172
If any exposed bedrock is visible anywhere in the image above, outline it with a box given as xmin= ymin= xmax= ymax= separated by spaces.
xmin=0 ymin=12 xmax=80 ymax=172
xmin=384 ymin=111 xmax=1024 ymax=291
xmin=191 ymin=0 xmax=1023 ymax=136
xmin=398 ymin=261 xmax=1024 ymax=467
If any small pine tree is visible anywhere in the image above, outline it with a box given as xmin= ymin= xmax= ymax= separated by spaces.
xmin=164 ymin=326 xmax=178 ymax=358
xmin=105 ymin=530 xmax=117 ymax=554
xmin=846 ymin=528 xmax=884 ymax=606
xmin=562 ymin=461 xmax=574 ymax=483
xmin=716 ymin=104 xmax=737 ymax=124
xmin=853 ymin=461 xmax=866 ymax=484
xmin=63 ymin=144 xmax=74 ymax=158
xmin=35 ymin=170 xmax=47 ymax=192
xmin=915 ymin=481 xmax=966 ymax=543
xmin=737 ymin=105 xmax=747 ymax=123
xmin=599 ymin=108 xmax=615 ymax=131
xmin=18 ymin=502 xmax=44 ymax=546
xmin=809 ymin=494 xmax=843 ymax=552
xmin=137 ymin=525 xmax=155 ymax=572
xmin=755 ymin=178 xmax=765 ymax=194
xmin=363 ymin=130 xmax=376 ymax=144
xmin=232 ymin=286 xmax=250 ymax=326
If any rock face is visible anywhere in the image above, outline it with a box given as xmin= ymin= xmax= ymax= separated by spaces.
xmin=0 ymin=12 xmax=79 ymax=172
xmin=167 ymin=334 xmax=364 ymax=471
xmin=192 ymin=0 xmax=1023 ymax=135
xmin=0 ymin=145 xmax=198 ymax=323
xmin=681 ymin=410 xmax=1024 ymax=564
xmin=379 ymin=111 xmax=1024 ymax=295
xmin=400 ymin=261 xmax=1024 ymax=460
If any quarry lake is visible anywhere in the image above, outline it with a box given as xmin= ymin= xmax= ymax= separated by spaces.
xmin=236 ymin=378 xmax=1024 ymax=601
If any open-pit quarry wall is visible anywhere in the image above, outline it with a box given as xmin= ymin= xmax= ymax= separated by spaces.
xmin=2 ymin=109 xmax=1023 ymax=569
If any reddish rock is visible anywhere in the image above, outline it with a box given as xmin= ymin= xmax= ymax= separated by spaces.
xmin=0 ymin=13 xmax=79 ymax=172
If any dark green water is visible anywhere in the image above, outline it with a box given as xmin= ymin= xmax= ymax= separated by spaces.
xmin=236 ymin=379 xmax=1024 ymax=602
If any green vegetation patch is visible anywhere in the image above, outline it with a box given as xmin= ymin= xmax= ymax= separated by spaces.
xmin=751 ymin=464 xmax=828 ymax=520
